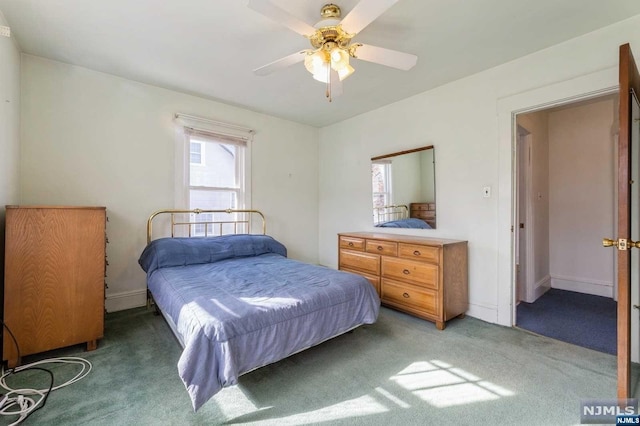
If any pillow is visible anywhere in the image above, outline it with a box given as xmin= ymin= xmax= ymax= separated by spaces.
xmin=138 ymin=234 xmax=287 ymax=274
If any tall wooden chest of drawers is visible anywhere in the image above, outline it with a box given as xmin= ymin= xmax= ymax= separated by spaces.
xmin=3 ymin=206 xmax=106 ymax=366
xmin=410 ymin=203 xmax=436 ymax=228
xmin=338 ymin=232 xmax=467 ymax=330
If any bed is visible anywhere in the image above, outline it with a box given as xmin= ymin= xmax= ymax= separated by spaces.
xmin=373 ymin=205 xmax=432 ymax=228
xmin=138 ymin=209 xmax=380 ymax=411
xmin=373 ymin=204 xmax=408 ymax=225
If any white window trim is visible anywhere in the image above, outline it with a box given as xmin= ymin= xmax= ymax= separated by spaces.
xmin=174 ymin=114 xmax=253 ymax=211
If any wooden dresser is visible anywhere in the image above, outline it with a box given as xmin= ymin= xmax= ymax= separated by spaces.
xmin=410 ymin=203 xmax=436 ymax=228
xmin=3 ymin=206 xmax=107 ymax=366
xmin=338 ymin=232 xmax=467 ymax=330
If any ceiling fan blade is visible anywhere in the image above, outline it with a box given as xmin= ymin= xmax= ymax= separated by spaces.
xmin=253 ymin=50 xmax=308 ymax=76
xmin=352 ymin=44 xmax=417 ymax=70
xmin=329 ymin=70 xmax=343 ymax=100
xmin=339 ymin=0 xmax=399 ymax=35
xmin=247 ymin=0 xmax=317 ymax=36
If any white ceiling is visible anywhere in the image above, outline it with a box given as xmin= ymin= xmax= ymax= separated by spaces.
xmin=2 ymin=0 xmax=640 ymax=127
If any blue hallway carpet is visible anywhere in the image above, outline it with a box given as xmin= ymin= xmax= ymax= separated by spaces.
xmin=516 ymin=288 xmax=616 ymax=355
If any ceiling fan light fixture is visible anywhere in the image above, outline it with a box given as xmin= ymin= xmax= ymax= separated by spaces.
xmin=330 ymin=47 xmax=349 ymax=70
xmin=337 ymin=64 xmax=355 ymax=81
xmin=304 ymin=50 xmax=328 ymax=75
xmin=312 ymin=63 xmax=331 ymax=83
xmin=305 ymin=44 xmax=354 ymax=85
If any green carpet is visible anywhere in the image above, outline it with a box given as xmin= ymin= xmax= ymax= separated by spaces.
xmin=1 ymin=306 xmax=631 ymax=425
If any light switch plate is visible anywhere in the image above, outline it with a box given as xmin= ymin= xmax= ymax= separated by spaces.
xmin=0 ymin=26 xmax=10 ymax=38
xmin=483 ymin=186 xmax=491 ymax=198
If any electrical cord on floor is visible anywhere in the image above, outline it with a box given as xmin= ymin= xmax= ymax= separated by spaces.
xmin=0 ymin=320 xmax=92 ymax=425
xmin=0 ymin=367 xmax=53 ymax=425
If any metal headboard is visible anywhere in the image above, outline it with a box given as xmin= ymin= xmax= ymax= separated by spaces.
xmin=146 ymin=208 xmax=266 ymax=244
xmin=373 ymin=204 xmax=409 ymax=225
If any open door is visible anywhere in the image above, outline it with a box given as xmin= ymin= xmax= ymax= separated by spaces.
xmin=606 ymin=43 xmax=640 ymax=399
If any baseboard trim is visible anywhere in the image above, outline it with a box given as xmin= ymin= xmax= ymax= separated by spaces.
xmin=105 ymin=289 xmax=147 ymax=313
xmin=466 ymin=301 xmax=497 ymax=324
xmin=532 ymin=275 xmax=551 ymax=302
xmin=550 ymin=275 xmax=613 ymax=298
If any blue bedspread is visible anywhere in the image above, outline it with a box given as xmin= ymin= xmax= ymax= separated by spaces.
xmin=139 ymin=235 xmax=380 ymax=411
xmin=375 ymin=218 xmax=432 ymax=229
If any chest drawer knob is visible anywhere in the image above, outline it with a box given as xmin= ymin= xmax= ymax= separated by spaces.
xmin=413 ymin=250 xmax=421 ymax=256
xmin=403 ymin=292 xmax=410 ymax=298
xmin=377 ymin=246 xmax=383 ymax=251
xmin=403 ymin=269 xmax=410 ymax=275
xmin=348 ymin=242 xmax=354 ymax=247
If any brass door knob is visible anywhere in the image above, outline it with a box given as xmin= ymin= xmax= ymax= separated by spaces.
xmin=603 ymin=238 xmax=640 ymax=250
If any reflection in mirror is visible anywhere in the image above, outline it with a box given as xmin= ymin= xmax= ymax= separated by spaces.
xmin=371 ymin=146 xmax=436 ymax=229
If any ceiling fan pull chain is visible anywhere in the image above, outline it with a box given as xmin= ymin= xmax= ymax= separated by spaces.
xmin=326 ymin=64 xmax=332 ymax=102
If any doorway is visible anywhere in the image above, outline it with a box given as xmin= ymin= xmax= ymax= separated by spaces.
xmin=514 ymin=94 xmax=618 ymax=355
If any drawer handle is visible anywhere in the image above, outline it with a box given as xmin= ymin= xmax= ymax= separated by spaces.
xmin=403 ymin=292 xmax=410 ymax=298
xmin=403 ymin=269 xmax=410 ymax=275
xmin=377 ymin=246 xmax=383 ymax=251
xmin=348 ymin=242 xmax=354 ymax=247
xmin=413 ymin=250 xmax=421 ymax=256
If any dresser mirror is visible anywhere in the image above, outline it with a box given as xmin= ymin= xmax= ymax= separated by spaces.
xmin=371 ymin=146 xmax=436 ymax=229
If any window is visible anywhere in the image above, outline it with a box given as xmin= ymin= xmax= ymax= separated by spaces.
xmin=175 ymin=114 xmax=253 ymax=233
xmin=190 ymin=141 xmax=204 ymax=165
xmin=186 ymin=132 xmax=246 ymax=211
xmin=372 ymin=160 xmax=392 ymax=209
xmin=193 ymin=213 xmax=213 ymax=236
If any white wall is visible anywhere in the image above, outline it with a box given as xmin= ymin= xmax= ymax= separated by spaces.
xmin=0 ymin=12 xmax=21 ymax=289
xmin=548 ymin=99 xmax=616 ymax=297
xmin=19 ymin=55 xmax=319 ymax=312
xmin=319 ymin=14 xmax=640 ymax=324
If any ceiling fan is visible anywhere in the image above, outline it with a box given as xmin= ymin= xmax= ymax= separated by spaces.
xmin=248 ymin=0 xmax=417 ymax=101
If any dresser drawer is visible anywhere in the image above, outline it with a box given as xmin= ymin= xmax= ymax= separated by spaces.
xmin=398 ymin=243 xmax=439 ymax=264
xmin=411 ymin=210 xmax=435 ymax=220
xmin=339 ymin=236 xmax=365 ymax=251
xmin=340 ymin=236 xmax=365 ymax=251
xmin=411 ymin=203 xmax=435 ymax=211
xmin=381 ymin=278 xmax=437 ymax=316
xmin=381 ymin=257 xmax=438 ymax=289
xmin=411 ymin=203 xmax=431 ymax=211
xmin=366 ymin=239 xmax=398 ymax=256
xmin=339 ymin=249 xmax=380 ymax=275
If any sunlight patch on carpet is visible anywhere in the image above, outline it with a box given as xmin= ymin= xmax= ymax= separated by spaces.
xmin=238 ymin=395 xmax=389 ymax=425
xmin=390 ymin=360 xmax=515 ymax=408
xmin=213 ymin=385 xmax=270 ymax=419
xmin=374 ymin=387 xmax=411 ymax=408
